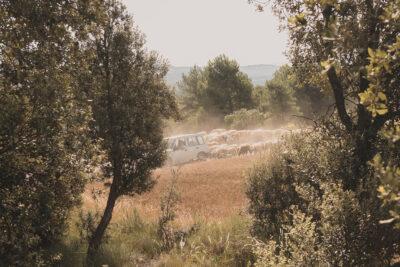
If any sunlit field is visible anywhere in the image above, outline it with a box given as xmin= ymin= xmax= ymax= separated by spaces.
xmin=83 ymin=155 xmax=260 ymax=225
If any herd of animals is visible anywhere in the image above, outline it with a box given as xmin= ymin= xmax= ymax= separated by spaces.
xmin=202 ymin=128 xmax=297 ymax=159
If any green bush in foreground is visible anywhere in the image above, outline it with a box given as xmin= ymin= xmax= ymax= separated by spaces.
xmin=158 ymin=216 xmax=254 ymax=267
xmin=247 ymin=129 xmax=400 ymax=266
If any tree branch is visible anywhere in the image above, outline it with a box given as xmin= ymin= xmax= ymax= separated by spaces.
xmin=370 ymin=110 xmax=400 ymax=136
xmin=326 ymin=66 xmax=354 ymax=132
xmin=292 ymin=114 xmax=318 ymax=127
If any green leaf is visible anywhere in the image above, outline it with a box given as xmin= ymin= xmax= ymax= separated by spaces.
xmin=377 ymin=92 xmax=388 ymax=102
xmin=368 ymin=48 xmax=375 ymax=57
xmin=376 ymin=107 xmax=389 ymax=116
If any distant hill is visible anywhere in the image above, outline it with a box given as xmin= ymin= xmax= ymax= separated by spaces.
xmin=240 ymin=64 xmax=280 ymax=86
xmin=166 ymin=64 xmax=279 ymax=87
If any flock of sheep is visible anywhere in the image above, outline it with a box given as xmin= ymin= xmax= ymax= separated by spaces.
xmin=203 ymin=128 xmax=294 ymax=159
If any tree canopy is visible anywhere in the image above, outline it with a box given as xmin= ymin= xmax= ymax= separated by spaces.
xmin=0 ymin=0 xmax=102 ymax=264
xmin=86 ymin=1 xmax=178 ymax=262
xmin=178 ymin=55 xmax=254 ymax=116
xmin=247 ymin=1 xmax=400 ymax=264
xmin=250 ymin=0 xmax=400 ymax=184
xmin=252 ymin=65 xmax=332 ymax=124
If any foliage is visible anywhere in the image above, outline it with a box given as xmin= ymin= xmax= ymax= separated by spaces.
xmin=373 ymin=122 xmax=400 ymax=228
xmin=205 ymin=55 xmax=254 ymax=115
xmin=76 ymin=211 xmax=102 ymax=244
xmin=263 ymin=80 xmax=298 ymax=121
xmin=60 ymin=212 xmax=254 ymax=267
xmin=252 ymin=65 xmax=332 ymax=125
xmin=86 ymin=0 xmax=178 ymax=261
xmin=178 ymin=62 xmax=332 ymax=129
xmin=224 ymin=109 xmax=268 ymax=130
xmin=246 ymin=147 xmax=299 ymax=241
xmin=253 ymin=65 xmax=297 ymax=119
xmin=178 ymin=55 xmax=254 ymax=116
xmin=359 ymin=1 xmax=400 ymax=118
xmin=361 ymin=0 xmax=400 ymax=229
xmin=0 ymin=0 xmax=101 ymax=265
xmin=254 ymin=208 xmax=320 ymax=267
xmin=251 ymin=0 xmax=400 ymax=181
xmin=250 ymin=0 xmax=400 ymax=254
xmin=59 ymin=210 xmax=163 ymax=266
xmin=247 ymin=130 xmax=400 ymax=266
xmin=179 ymin=66 xmax=208 ymax=113
xmin=158 ymin=172 xmax=181 ymax=251
xmin=158 ymin=216 xmax=255 ymax=267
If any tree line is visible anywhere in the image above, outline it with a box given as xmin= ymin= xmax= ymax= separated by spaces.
xmin=177 ymin=55 xmax=333 ymax=130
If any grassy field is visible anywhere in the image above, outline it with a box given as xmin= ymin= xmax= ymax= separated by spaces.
xmin=62 ymin=155 xmax=261 ymax=266
xmin=60 ymin=152 xmax=400 ymax=266
xmin=83 ymin=154 xmax=261 ymax=225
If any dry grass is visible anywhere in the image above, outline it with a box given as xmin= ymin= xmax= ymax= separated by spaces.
xmin=83 ymin=154 xmax=262 ymax=226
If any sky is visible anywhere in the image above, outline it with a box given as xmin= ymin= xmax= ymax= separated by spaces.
xmin=122 ymin=0 xmax=288 ymax=67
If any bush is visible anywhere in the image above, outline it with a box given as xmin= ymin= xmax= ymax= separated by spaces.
xmin=0 ymin=149 xmax=89 ymax=266
xmin=254 ymin=207 xmax=321 ymax=266
xmin=184 ymin=107 xmax=222 ymax=132
xmin=224 ymin=109 xmax=268 ymax=130
xmin=246 ymin=149 xmax=299 ymax=242
xmin=158 ymin=216 xmax=255 ymax=266
xmin=165 ymin=107 xmax=224 ymax=134
xmin=247 ymin=129 xmax=400 ymax=266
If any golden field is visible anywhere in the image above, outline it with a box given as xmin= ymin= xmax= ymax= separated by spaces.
xmin=83 ymin=154 xmax=262 ymax=226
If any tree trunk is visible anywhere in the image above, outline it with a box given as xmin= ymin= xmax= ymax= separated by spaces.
xmin=326 ymin=67 xmax=354 ymax=132
xmin=86 ymin=180 xmax=119 ymax=265
xmin=346 ymin=126 xmax=380 ymax=191
xmin=86 ymin=24 xmax=122 ymax=265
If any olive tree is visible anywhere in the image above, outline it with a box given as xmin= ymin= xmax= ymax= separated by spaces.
xmin=0 ymin=0 xmax=101 ymax=265
xmin=247 ymin=0 xmax=400 ymax=264
xmin=364 ymin=0 xmax=400 ymax=228
xmin=250 ymin=0 xmax=400 ymax=187
xmin=86 ymin=1 xmax=178 ymax=262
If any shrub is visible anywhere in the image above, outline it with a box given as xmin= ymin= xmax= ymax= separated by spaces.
xmin=248 ymin=129 xmax=400 ymax=266
xmin=157 ymin=174 xmax=181 ymax=251
xmin=159 ymin=216 xmax=255 ymax=266
xmin=246 ymin=148 xmax=299 ymax=242
xmin=318 ymin=182 xmax=365 ymax=266
xmin=224 ymin=109 xmax=268 ymax=130
xmin=254 ymin=207 xmax=321 ymax=267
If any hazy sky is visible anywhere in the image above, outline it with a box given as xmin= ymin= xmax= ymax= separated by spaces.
xmin=122 ymin=0 xmax=288 ymax=66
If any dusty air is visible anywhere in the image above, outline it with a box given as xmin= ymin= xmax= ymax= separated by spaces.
xmin=1 ymin=0 xmax=399 ymax=266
